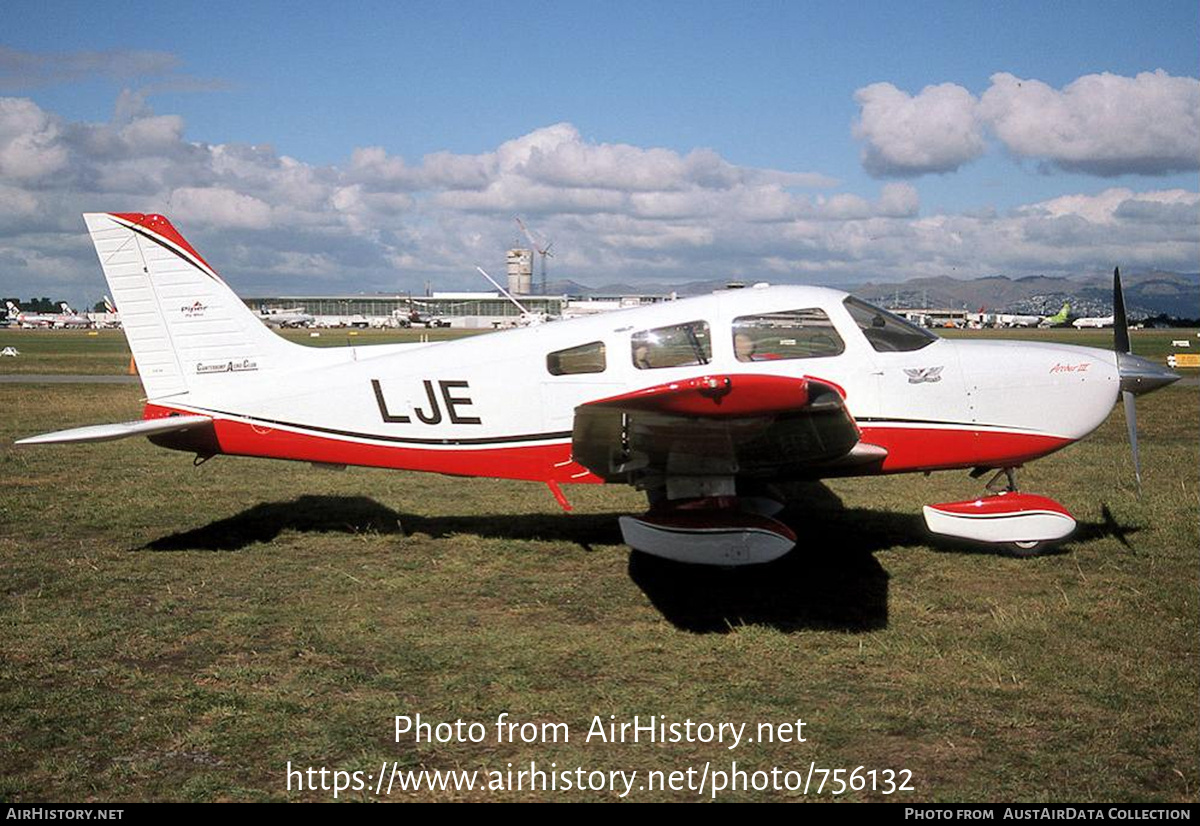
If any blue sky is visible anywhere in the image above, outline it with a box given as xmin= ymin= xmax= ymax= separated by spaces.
xmin=1 ymin=0 xmax=1197 ymax=303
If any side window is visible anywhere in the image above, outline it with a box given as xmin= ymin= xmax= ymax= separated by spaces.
xmin=547 ymin=341 xmax=607 ymax=375
xmin=732 ymin=309 xmax=844 ymax=361
xmin=631 ymin=321 xmax=711 ymax=369
xmin=843 ymin=297 xmax=937 ymax=352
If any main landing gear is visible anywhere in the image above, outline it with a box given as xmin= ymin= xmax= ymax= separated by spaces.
xmin=619 ymin=482 xmax=795 ymax=567
xmin=922 ymin=467 xmax=1076 ymax=556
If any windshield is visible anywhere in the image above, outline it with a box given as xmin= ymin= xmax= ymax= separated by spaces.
xmin=843 ymin=296 xmax=937 ymax=352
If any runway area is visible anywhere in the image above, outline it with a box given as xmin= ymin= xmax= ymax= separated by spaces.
xmin=0 ymin=374 xmax=141 ymax=383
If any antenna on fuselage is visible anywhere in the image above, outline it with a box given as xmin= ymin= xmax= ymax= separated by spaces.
xmin=476 ymin=266 xmax=533 ymax=316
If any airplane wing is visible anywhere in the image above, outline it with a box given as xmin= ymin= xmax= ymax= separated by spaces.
xmin=15 ymin=415 xmax=214 ymax=445
xmin=570 ymin=373 xmax=884 ymax=483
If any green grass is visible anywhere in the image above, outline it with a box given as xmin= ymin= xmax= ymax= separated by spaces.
xmin=0 ymin=326 xmax=489 ymax=375
xmin=0 ymin=343 xmax=1196 ymax=802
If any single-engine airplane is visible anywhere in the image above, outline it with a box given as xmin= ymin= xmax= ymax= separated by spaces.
xmin=16 ymin=214 xmax=1180 ymax=564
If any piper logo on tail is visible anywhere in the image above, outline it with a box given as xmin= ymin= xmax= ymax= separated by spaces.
xmin=181 ymin=301 xmax=207 ymax=317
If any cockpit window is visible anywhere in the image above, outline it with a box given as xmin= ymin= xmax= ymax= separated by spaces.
xmin=733 ymin=309 xmax=844 ymax=361
xmin=631 ymin=321 xmax=711 ymax=369
xmin=547 ymin=341 xmax=606 ymax=376
xmin=843 ymin=296 xmax=937 ymax=352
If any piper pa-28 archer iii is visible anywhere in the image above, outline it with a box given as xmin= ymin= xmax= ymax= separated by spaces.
xmin=17 ymin=214 xmax=1180 ymax=565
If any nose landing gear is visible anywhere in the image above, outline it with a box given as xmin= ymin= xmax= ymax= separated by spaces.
xmin=922 ymin=467 xmax=1076 ymax=556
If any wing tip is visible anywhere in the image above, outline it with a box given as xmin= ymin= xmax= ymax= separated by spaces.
xmin=15 ymin=415 xmax=213 ymax=446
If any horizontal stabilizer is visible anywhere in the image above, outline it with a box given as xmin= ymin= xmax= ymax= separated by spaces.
xmin=16 ymin=415 xmax=213 ymax=445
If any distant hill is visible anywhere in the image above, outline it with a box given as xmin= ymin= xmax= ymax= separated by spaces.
xmin=545 ymin=271 xmax=1199 ymax=320
xmin=850 ymin=271 xmax=1200 ymax=318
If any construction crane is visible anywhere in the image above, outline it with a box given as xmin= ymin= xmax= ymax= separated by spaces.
xmin=515 ymin=216 xmax=553 ymax=295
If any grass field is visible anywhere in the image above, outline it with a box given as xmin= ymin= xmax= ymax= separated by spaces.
xmin=0 ymin=327 xmax=484 ymax=375
xmin=0 ymin=327 xmax=1196 ymax=802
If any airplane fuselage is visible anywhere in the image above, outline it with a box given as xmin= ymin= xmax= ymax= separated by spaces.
xmin=145 ymin=286 xmax=1123 ymax=484
xmin=1073 ymin=316 xmax=1116 ymax=329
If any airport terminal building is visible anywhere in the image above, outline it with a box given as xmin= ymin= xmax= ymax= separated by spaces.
xmin=241 ymin=291 xmax=676 ymax=328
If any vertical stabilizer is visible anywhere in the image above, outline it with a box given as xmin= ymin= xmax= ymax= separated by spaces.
xmin=83 ymin=213 xmax=300 ymax=400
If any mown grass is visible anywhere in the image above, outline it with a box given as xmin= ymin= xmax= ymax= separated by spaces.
xmin=0 ymin=327 xmax=486 ymax=376
xmin=0 ymin=341 xmax=1196 ymax=803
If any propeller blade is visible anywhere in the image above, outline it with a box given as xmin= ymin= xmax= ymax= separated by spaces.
xmin=1122 ymin=389 xmax=1141 ymax=495
xmin=1113 ymin=266 xmax=1145 ymax=494
xmin=1113 ymin=266 xmax=1130 ymax=355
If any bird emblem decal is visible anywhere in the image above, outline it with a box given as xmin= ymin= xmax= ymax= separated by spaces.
xmin=904 ymin=366 xmax=944 ymax=384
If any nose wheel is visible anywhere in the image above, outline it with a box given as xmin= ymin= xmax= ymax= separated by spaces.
xmin=1007 ymin=538 xmax=1044 ymax=556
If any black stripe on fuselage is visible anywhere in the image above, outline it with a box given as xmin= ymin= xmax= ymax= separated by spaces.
xmin=856 ymin=416 xmax=1045 ymax=434
xmin=185 ymin=406 xmax=572 ymax=447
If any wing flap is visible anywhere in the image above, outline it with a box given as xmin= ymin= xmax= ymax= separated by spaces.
xmin=16 ymin=415 xmax=214 ymax=445
xmin=584 ymin=373 xmax=812 ymax=418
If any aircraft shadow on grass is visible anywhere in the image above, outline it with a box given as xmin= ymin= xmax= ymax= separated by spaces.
xmin=139 ymin=488 xmax=1142 ymax=634
xmin=140 ymin=494 xmax=626 ymax=552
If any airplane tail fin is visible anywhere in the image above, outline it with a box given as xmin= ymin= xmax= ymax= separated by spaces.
xmin=83 ymin=213 xmax=302 ymax=400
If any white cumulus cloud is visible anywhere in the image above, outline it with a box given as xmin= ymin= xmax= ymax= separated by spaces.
xmin=0 ymin=92 xmax=1195 ymax=302
xmin=979 ymin=70 xmax=1200 ymax=176
xmin=855 ymin=70 xmax=1200 ymax=179
xmin=852 ymin=82 xmax=986 ymax=177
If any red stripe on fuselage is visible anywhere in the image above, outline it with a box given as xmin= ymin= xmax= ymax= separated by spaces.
xmin=859 ymin=424 xmax=1072 ymax=472
xmin=142 ymin=406 xmax=1072 ymax=482
xmin=143 ymin=404 xmax=600 ymax=483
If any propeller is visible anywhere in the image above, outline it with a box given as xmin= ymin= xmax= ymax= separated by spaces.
xmin=1111 ymin=266 xmax=1180 ymax=493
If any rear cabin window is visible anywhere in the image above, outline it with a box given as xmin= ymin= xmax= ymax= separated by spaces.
xmin=547 ymin=341 xmax=607 ymax=375
xmin=843 ymin=296 xmax=937 ymax=352
xmin=732 ymin=308 xmax=844 ymax=361
xmin=631 ymin=321 xmax=712 ymax=369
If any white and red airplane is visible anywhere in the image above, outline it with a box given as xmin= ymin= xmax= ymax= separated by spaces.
xmin=16 ymin=213 xmax=1179 ymax=564
xmin=56 ymin=302 xmax=94 ymax=328
xmin=5 ymin=299 xmax=93 ymax=328
xmin=6 ymin=300 xmax=57 ymax=328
